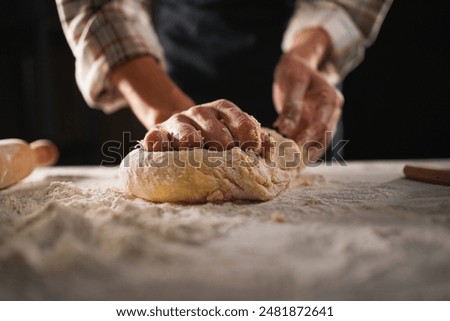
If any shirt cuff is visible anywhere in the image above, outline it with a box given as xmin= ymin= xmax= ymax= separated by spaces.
xmin=74 ymin=8 xmax=165 ymax=113
xmin=282 ymin=1 xmax=365 ymax=79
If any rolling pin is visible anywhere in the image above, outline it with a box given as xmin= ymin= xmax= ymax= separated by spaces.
xmin=0 ymin=139 xmax=59 ymax=189
xmin=404 ymin=164 xmax=450 ymax=186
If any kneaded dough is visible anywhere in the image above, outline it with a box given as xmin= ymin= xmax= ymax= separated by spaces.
xmin=120 ymin=130 xmax=303 ymax=203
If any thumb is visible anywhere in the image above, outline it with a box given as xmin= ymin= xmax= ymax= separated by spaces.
xmin=273 ymin=82 xmax=307 ymax=138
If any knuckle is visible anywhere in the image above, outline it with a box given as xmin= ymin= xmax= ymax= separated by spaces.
xmin=170 ymin=113 xmax=192 ymax=125
xmin=335 ymin=89 xmax=344 ymax=108
xmin=170 ymin=113 xmax=184 ymax=123
xmin=190 ymin=105 xmax=214 ymax=117
xmin=236 ymin=116 xmax=258 ymax=132
xmin=215 ymin=99 xmax=239 ymax=112
xmin=216 ymin=99 xmax=233 ymax=106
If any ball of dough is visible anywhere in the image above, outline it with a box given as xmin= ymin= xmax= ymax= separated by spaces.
xmin=120 ymin=130 xmax=302 ymax=203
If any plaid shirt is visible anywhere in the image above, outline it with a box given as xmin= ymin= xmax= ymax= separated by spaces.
xmin=56 ymin=0 xmax=392 ymax=112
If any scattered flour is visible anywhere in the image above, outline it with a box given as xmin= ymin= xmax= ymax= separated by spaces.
xmin=0 ymin=162 xmax=449 ymax=300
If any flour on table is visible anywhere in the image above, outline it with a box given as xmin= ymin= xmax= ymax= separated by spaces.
xmin=1 ymin=161 xmax=449 ymax=300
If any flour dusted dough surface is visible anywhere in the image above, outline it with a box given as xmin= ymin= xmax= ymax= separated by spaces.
xmin=120 ymin=130 xmax=302 ymax=203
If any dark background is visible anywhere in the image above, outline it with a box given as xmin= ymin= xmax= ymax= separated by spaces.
xmin=1 ymin=1 xmax=449 ymax=165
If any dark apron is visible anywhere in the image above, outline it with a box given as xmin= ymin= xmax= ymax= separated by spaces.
xmin=154 ymin=0 xmax=296 ymax=127
xmin=153 ymin=0 xmax=344 ymax=160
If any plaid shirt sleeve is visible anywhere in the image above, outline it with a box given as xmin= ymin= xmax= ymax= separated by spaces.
xmin=56 ymin=0 xmax=164 ymax=113
xmin=282 ymin=0 xmax=393 ymax=79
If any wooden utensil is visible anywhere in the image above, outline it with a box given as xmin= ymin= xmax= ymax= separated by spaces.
xmin=0 ymin=139 xmax=59 ymax=189
xmin=403 ymin=165 xmax=450 ymax=186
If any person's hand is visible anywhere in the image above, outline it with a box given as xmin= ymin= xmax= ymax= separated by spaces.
xmin=142 ymin=99 xmax=268 ymax=153
xmin=273 ymin=27 xmax=344 ymax=162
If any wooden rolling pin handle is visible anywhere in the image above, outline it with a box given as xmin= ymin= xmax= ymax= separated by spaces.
xmin=0 ymin=139 xmax=59 ymax=189
xmin=30 ymin=139 xmax=59 ymax=167
xmin=403 ymin=165 xmax=450 ymax=186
